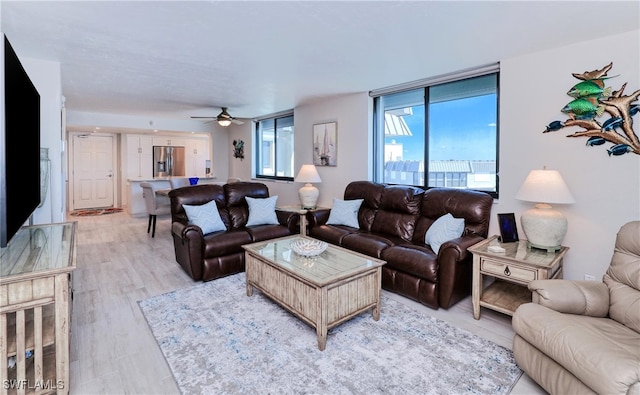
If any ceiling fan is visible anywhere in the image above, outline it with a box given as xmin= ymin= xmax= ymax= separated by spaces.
xmin=191 ymin=107 xmax=244 ymax=127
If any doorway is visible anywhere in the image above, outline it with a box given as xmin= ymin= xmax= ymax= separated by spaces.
xmin=70 ymin=133 xmax=117 ymax=210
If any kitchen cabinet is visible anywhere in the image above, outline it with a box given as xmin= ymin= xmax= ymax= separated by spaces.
xmin=125 ymin=134 xmax=153 ymax=179
xmin=152 ymin=137 xmax=186 ymax=147
xmin=185 ymin=138 xmax=210 ymax=177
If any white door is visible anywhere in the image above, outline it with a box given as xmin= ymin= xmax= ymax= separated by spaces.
xmin=73 ymin=134 xmax=115 ymax=209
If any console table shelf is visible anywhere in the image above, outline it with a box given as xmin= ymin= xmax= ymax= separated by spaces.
xmin=1 ymin=222 xmax=77 ymax=395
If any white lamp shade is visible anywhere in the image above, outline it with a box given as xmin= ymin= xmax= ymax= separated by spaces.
xmin=294 ymin=164 xmax=322 ymax=183
xmin=218 ymin=119 xmax=232 ymax=127
xmin=515 ymin=169 xmax=575 ymax=204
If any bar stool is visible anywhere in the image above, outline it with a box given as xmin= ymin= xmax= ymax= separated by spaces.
xmin=140 ymin=182 xmax=171 ymax=237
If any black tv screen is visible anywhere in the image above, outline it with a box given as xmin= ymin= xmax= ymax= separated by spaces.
xmin=1 ymin=35 xmax=41 ymax=247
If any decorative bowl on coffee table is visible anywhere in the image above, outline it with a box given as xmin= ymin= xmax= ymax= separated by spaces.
xmin=290 ymin=238 xmax=327 ymax=257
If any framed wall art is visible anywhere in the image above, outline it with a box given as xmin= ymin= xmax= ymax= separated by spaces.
xmin=313 ymin=121 xmax=337 ymax=166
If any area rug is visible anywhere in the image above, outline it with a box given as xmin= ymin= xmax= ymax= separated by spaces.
xmin=69 ymin=207 xmax=123 ymax=216
xmin=139 ymin=273 xmax=522 ymax=394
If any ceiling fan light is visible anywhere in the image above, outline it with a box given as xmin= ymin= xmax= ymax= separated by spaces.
xmin=218 ymin=119 xmax=232 ymax=127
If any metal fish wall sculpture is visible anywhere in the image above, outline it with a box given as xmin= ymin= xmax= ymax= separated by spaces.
xmin=543 ymin=62 xmax=640 ymax=156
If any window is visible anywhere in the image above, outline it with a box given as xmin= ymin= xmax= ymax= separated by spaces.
xmin=373 ymin=70 xmax=499 ymax=197
xmin=255 ymin=113 xmax=294 ymax=180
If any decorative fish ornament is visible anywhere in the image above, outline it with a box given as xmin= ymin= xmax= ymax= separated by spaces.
xmin=543 ymin=120 xmax=565 ymax=133
xmin=572 ymin=62 xmax=613 ymax=80
xmin=562 ymin=97 xmax=605 ymax=120
xmin=567 ymin=80 xmax=612 ymax=98
xmin=607 ymin=144 xmax=633 ymax=156
xmin=602 ymin=117 xmax=624 ymax=132
xmin=586 ymin=136 xmax=606 ymax=146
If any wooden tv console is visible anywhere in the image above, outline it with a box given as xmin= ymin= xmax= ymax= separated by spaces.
xmin=0 ymin=222 xmax=76 ymax=395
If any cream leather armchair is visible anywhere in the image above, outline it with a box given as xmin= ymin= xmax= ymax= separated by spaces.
xmin=512 ymin=221 xmax=640 ymax=395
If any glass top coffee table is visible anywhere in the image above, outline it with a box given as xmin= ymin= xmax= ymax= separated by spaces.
xmin=242 ymin=235 xmax=386 ymax=351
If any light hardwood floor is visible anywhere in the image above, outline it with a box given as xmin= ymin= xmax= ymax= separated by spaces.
xmin=68 ymin=211 xmax=545 ymax=394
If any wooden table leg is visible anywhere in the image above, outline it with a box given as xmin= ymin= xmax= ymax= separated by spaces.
xmin=472 ymin=256 xmax=481 ymax=320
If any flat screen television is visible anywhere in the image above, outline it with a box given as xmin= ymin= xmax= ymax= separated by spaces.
xmin=1 ymin=35 xmax=41 ymax=247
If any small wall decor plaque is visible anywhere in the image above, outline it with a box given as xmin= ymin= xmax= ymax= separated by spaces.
xmin=542 ymin=62 xmax=639 ymax=157
xmin=313 ymin=122 xmax=337 ymax=166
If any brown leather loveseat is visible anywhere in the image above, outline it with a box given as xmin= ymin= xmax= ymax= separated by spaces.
xmin=307 ymin=181 xmax=494 ymax=309
xmin=169 ymin=182 xmax=298 ymax=281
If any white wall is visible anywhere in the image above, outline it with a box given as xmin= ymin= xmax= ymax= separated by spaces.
xmin=22 ymin=57 xmax=64 ymax=225
xmin=229 ymin=93 xmax=372 ymax=207
xmin=230 ymin=30 xmax=639 ymax=281
xmin=496 ymin=29 xmax=640 ymax=281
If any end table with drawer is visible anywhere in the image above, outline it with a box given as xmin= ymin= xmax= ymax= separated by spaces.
xmin=468 ymin=236 xmax=568 ymax=320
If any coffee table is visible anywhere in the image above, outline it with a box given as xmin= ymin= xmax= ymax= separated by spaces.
xmin=243 ymin=235 xmax=386 ymax=351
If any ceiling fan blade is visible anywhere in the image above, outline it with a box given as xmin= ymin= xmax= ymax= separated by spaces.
xmin=231 ymin=119 xmax=245 ymax=125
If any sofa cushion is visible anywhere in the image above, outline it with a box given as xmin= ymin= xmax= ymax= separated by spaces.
xmin=245 ymin=196 xmax=279 ymax=226
xmin=371 ymin=185 xmax=423 ymax=242
xmin=246 ymin=224 xmax=292 ymax=243
xmin=413 ymin=188 xmax=493 ymax=244
xmin=513 ymin=303 xmax=640 ymax=394
xmin=169 ymin=184 xmax=227 ymax=226
xmin=224 ymin=182 xmax=271 ymax=229
xmin=327 ymin=198 xmax=364 ymax=228
xmin=344 ymin=181 xmax=384 ymax=231
xmin=605 ymin=220 xmax=640 ymax=333
xmin=425 ymin=213 xmax=465 ymax=254
xmin=341 ymin=232 xmax=404 ymax=259
xmin=182 ymin=199 xmax=227 ymax=235
xmin=309 ymin=224 xmax=357 ymax=245
xmin=381 ymin=245 xmax=438 ymax=282
xmin=203 ymin=230 xmax=253 ymax=258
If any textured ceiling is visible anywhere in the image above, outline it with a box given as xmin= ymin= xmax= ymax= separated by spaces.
xmin=2 ymin=1 xmax=639 ymax=121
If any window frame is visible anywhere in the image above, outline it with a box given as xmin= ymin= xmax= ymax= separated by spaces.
xmin=254 ymin=111 xmax=295 ymax=182
xmin=372 ymin=67 xmax=500 ymax=199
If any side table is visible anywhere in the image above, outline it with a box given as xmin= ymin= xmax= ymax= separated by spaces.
xmin=468 ymin=236 xmax=568 ymax=320
xmin=277 ymin=205 xmax=328 ymax=235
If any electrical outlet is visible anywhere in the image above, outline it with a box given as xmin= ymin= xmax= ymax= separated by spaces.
xmin=584 ymin=274 xmax=596 ymax=281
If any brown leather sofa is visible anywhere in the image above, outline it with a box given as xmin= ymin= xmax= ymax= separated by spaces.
xmin=512 ymin=221 xmax=640 ymax=394
xmin=307 ymin=181 xmax=494 ymax=309
xmin=169 ymin=182 xmax=298 ymax=281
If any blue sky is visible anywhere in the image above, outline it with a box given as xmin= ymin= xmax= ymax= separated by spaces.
xmin=390 ymin=94 xmax=497 ymax=161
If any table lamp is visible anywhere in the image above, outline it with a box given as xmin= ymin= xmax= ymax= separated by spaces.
xmin=294 ymin=164 xmax=322 ymax=209
xmin=515 ymin=168 xmax=575 ymax=252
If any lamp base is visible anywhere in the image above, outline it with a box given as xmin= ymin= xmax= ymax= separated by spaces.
xmin=526 ymin=240 xmax=562 ymax=253
xmin=298 ymin=183 xmax=319 ymax=210
xmin=520 ymin=203 xmax=567 ymax=252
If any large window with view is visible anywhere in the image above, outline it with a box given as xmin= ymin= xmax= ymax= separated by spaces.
xmin=373 ymin=71 xmax=499 ymax=197
xmin=255 ymin=113 xmax=294 ymax=180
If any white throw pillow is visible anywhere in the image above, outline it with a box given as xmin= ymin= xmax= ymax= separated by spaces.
xmin=326 ymin=198 xmax=364 ymax=228
xmin=425 ymin=213 xmax=465 ymax=254
xmin=246 ymin=196 xmax=279 ymax=226
xmin=183 ymin=199 xmax=226 ymax=235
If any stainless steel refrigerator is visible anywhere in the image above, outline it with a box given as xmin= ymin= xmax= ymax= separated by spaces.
xmin=153 ymin=146 xmax=185 ymax=177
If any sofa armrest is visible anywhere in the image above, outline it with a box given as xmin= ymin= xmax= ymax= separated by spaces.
xmin=307 ymin=208 xmax=331 ymax=230
xmin=529 ymin=279 xmax=610 ymax=317
xmin=171 ymin=221 xmax=205 ymax=280
xmin=437 ymin=234 xmax=486 ymax=308
xmin=276 ymin=209 xmax=300 ymax=234
xmin=439 ymin=234 xmax=485 ymax=260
